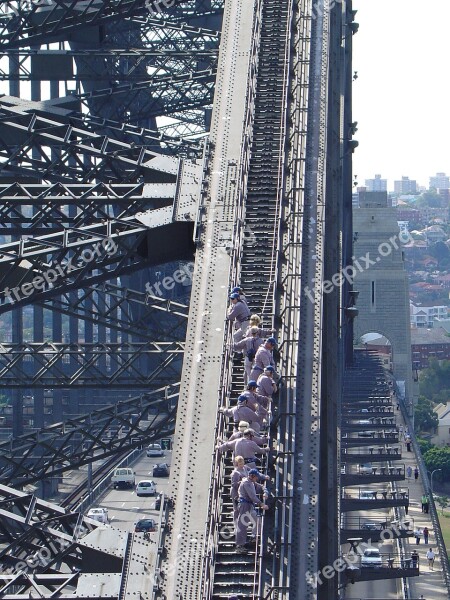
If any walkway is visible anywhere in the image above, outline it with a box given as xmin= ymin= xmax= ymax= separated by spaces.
xmin=394 ymin=400 xmax=449 ymax=599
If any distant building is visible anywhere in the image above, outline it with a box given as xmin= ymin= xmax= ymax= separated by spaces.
xmin=358 ymin=190 xmax=390 ymax=208
xmin=423 ymin=225 xmax=446 ymax=243
xmin=437 ymin=188 xmax=450 ymax=202
xmin=396 ymin=208 xmax=420 ymax=223
xmin=432 ymin=404 xmax=450 ymax=447
xmin=410 ymin=327 xmax=450 ymax=368
xmin=430 ymin=172 xmax=450 ymax=190
xmin=365 ymin=174 xmax=387 ymax=192
xmin=410 ymin=302 xmax=448 ymax=328
xmin=394 ymin=176 xmax=417 ymax=195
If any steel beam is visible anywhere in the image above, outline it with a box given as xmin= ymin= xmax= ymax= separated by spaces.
xmin=43 ymin=283 xmax=189 ymax=341
xmin=0 ymin=213 xmax=195 ymax=313
xmin=0 ymin=384 xmax=179 ymax=485
xmin=0 ymin=104 xmax=182 ymax=183
xmin=0 ymin=341 xmax=184 ymax=387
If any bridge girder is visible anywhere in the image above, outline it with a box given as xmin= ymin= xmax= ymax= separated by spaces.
xmin=43 ymin=283 xmax=189 ymax=341
xmin=0 ymin=341 xmax=184 ymax=387
xmin=0 ymin=384 xmax=179 ymax=485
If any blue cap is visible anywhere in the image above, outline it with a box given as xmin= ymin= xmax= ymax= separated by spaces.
xmin=238 ymin=394 xmax=247 ymax=403
xmin=267 ymin=337 xmax=277 ymax=345
xmin=232 ymin=286 xmax=242 ymax=293
xmin=229 ymin=293 xmax=239 ymax=300
xmin=248 ymin=468 xmax=261 ymax=477
xmin=264 ymin=366 xmax=275 ymax=372
xmin=247 ymin=380 xmax=257 ymax=388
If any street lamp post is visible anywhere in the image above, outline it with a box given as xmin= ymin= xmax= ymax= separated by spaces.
xmin=428 ymin=469 xmax=442 ymax=496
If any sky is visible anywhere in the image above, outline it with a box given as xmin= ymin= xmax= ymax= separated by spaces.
xmin=352 ymin=0 xmax=450 ymax=191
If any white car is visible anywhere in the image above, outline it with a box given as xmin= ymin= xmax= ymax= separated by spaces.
xmin=86 ymin=507 xmax=109 ymax=524
xmin=361 ymin=548 xmax=382 ymax=568
xmin=359 ymin=490 xmax=377 ymax=499
xmin=146 ymin=443 xmax=165 ymax=457
xmin=359 ymin=463 xmax=373 ymax=475
xmin=136 ymin=480 xmax=157 ymax=496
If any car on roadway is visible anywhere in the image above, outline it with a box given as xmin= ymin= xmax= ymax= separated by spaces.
xmin=153 ymin=463 xmax=170 ymax=477
xmin=86 ymin=507 xmax=109 ymax=524
xmin=357 ymin=431 xmax=376 ymax=437
xmin=362 ymin=522 xmax=380 ymax=531
xmin=354 ymin=420 xmax=372 ymax=425
xmin=136 ymin=480 xmax=157 ymax=496
xmin=359 ymin=463 xmax=373 ymax=475
xmin=111 ymin=467 xmax=135 ymax=489
xmin=146 ymin=443 xmax=165 ymax=457
xmin=135 ymin=518 xmax=157 ymax=533
xmin=359 ymin=490 xmax=377 ymax=500
xmin=361 ymin=548 xmax=382 ymax=568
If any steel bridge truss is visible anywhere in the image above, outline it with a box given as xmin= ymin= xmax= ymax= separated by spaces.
xmin=0 ymin=341 xmax=184 ymax=387
xmin=0 ymin=102 xmax=183 ymax=183
xmin=0 ymin=1 xmax=224 ymax=50
xmin=0 ymin=383 xmax=179 ymax=486
xmin=0 ymin=0 xmax=222 ymax=506
xmin=0 ymin=211 xmax=195 ymax=312
xmin=0 ymin=484 xmax=126 ymax=599
xmin=45 ymin=283 xmax=189 ymax=342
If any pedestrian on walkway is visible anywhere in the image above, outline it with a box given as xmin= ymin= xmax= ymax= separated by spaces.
xmin=421 ymin=494 xmax=428 ymax=512
xmin=227 ymin=293 xmax=251 ymax=343
xmin=424 ymin=495 xmax=430 ymax=514
xmin=235 ymin=470 xmax=268 ymax=553
xmin=414 ymin=466 xmax=419 ymax=480
xmin=411 ymin=550 xmax=419 ymax=568
xmin=423 ymin=526 xmax=429 ymax=544
xmin=426 ymin=548 xmax=435 ymax=570
xmin=407 ymin=465 xmax=412 ymax=479
xmin=414 ymin=528 xmax=421 ymax=544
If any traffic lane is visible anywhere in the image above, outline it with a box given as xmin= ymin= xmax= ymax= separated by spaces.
xmin=91 ymin=450 xmax=172 ymax=532
xmin=344 ymin=506 xmax=399 ymax=599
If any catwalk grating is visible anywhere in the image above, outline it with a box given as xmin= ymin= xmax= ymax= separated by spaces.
xmin=209 ymin=0 xmax=291 ymax=597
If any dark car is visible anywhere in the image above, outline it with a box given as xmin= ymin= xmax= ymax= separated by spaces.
xmin=135 ymin=518 xmax=157 ymax=533
xmin=153 ymin=463 xmax=170 ymax=477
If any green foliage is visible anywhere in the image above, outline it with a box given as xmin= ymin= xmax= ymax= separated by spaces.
xmin=419 ymin=359 xmax=450 ymax=403
xmin=414 ymin=396 xmax=439 ymax=433
xmin=417 ymin=437 xmax=434 ymax=455
xmin=436 ymin=495 xmax=449 ymax=515
xmin=424 ymin=447 xmax=450 ymax=481
xmin=416 ymin=190 xmax=444 ymax=208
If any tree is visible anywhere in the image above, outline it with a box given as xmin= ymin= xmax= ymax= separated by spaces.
xmin=436 ymin=495 xmax=449 ymax=515
xmin=416 ymin=190 xmax=444 ymax=208
xmin=417 ymin=437 xmax=434 ymax=455
xmin=419 ymin=360 xmax=450 ymax=403
xmin=414 ymin=396 xmax=439 ymax=433
xmin=424 ymin=447 xmax=450 ymax=481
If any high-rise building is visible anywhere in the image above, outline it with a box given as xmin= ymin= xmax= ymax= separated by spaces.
xmin=364 ymin=173 xmax=387 ymax=192
xmin=394 ymin=176 xmax=417 ymax=194
xmin=430 ymin=172 xmax=450 ymax=189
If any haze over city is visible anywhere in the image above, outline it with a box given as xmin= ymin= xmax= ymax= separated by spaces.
xmin=353 ymin=0 xmax=450 ymax=190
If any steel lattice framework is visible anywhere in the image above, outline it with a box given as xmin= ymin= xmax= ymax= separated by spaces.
xmin=0 ymin=0 xmax=223 ymax=452
xmin=0 ymin=383 xmax=179 ymax=485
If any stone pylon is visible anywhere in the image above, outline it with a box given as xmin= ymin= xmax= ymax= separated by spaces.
xmin=353 ymin=192 xmax=413 ymax=406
